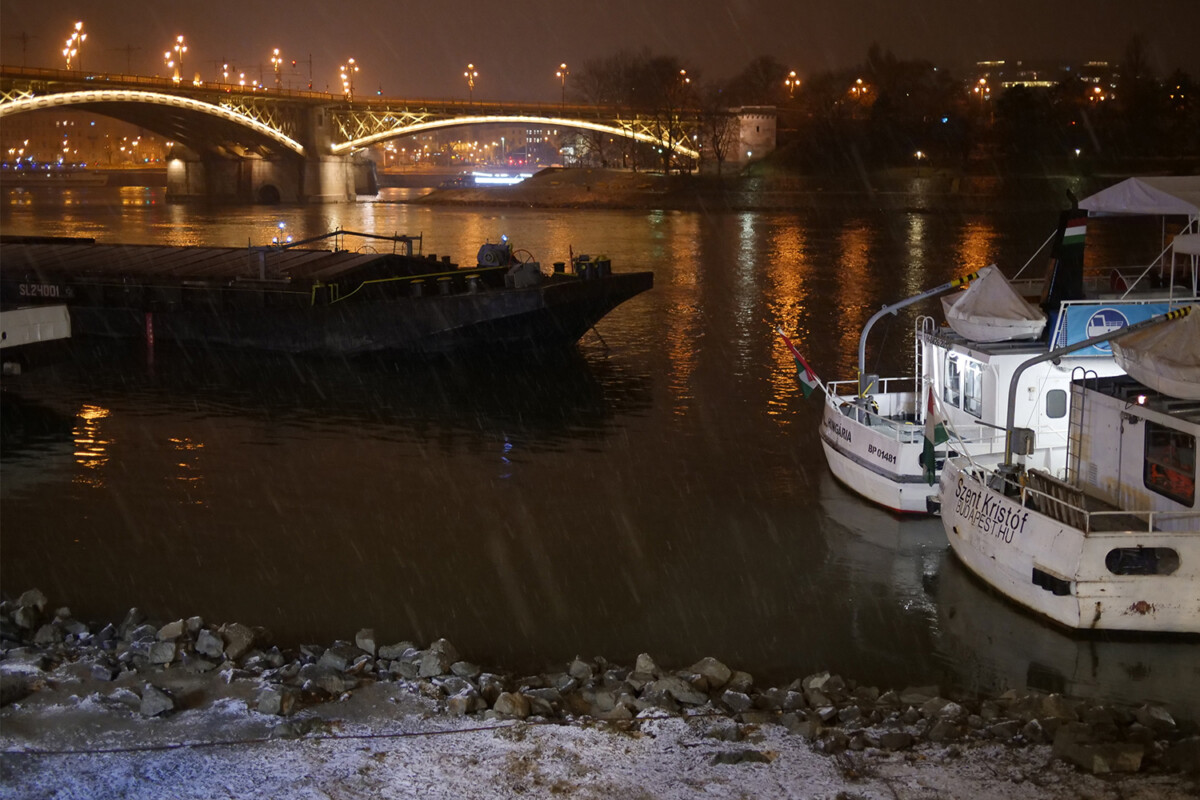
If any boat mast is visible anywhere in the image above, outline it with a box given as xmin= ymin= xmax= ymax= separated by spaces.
xmin=856 ymin=271 xmax=978 ymax=396
xmin=1002 ymin=305 xmax=1193 ymax=467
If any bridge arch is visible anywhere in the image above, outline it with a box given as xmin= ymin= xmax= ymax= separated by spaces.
xmin=0 ymin=90 xmax=305 ymax=156
xmin=331 ymin=115 xmax=699 ymax=160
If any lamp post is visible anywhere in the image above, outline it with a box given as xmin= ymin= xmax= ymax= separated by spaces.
xmin=174 ymin=36 xmax=187 ymax=82
xmin=340 ymin=58 xmax=359 ymax=100
xmin=271 ymin=48 xmax=282 ymax=90
xmin=556 ymin=62 xmax=568 ymax=107
xmin=464 ymin=63 xmax=478 ymax=102
xmin=974 ymin=78 xmax=990 ymax=107
xmin=165 ymin=35 xmax=186 ymax=83
xmin=785 ymin=70 xmax=798 ymax=97
xmin=62 ymin=21 xmax=85 ymax=71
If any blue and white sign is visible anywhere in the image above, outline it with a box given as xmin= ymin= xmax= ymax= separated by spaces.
xmin=1056 ymin=302 xmax=1173 ymax=354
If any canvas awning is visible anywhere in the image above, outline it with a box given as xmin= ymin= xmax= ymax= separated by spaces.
xmin=1111 ymin=305 xmax=1200 ymax=400
xmin=1078 ymin=177 xmax=1200 ymax=219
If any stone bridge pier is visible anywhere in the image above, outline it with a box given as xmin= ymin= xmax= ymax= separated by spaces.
xmin=165 ymin=106 xmax=378 ymax=204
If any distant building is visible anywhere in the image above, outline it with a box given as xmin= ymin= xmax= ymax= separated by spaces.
xmin=2 ymin=109 xmax=170 ymax=167
xmin=966 ymin=59 xmax=1121 ymax=92
xmin=733 ymin=106 xmax=777 ymax=165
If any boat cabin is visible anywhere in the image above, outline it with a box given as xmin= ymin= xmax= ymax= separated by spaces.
xmin=1071 ymin=374 xmax=1199 ymax=531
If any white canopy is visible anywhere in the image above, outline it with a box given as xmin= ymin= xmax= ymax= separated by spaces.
xmin=1078 ymin=177 xmax=1200 ymax=219
xmin=941 ymin=265 xmax=1047 ymax=342
xmin=1172 ymin=233 xmax=1200 ymax=256
xmin=1111 ymin=305 xmax=1200 ymax=400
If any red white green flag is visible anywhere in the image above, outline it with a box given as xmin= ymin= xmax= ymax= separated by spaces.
xmin=1062 ymin=216 xmax=1087 ymax=246
xmin=776 ymin=327 xmax=821 ymax=399
xmin=923 ymin=386 xmax=949 ymax=484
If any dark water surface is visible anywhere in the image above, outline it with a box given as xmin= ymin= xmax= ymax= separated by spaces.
xmin=3 ymin=183 xmax=1196 ymax=717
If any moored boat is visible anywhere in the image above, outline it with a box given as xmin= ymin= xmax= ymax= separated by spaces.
xmin=0 ymin=231 xmax=652 ymax=357
xmin=939 ymin=306 xmax=1200 ymax=633
xmin=812 ymin=177 xmax=1200 ymax=514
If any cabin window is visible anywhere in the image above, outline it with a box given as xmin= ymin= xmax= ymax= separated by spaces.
xmin=1045 ymin=389 xmax=1068 ymax=419
xmin=943 ymin=354 xmax=961 ymax=408
xmin=1143 ymin=421 xmax=1196 ymax=506
xmin=962 ymin=360 xmax=983 ymax=418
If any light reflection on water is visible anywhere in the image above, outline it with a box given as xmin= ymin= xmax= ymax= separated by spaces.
xmin=2 ymin=184 xmax=1196 ymax=714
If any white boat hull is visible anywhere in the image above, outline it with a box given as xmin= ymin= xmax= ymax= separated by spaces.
xmin=940 ymin=459 xmax=1200 ymax=633
xmin=819 ymin=399 xmax=932 ymax=514
xmin=819 ymin=392 xmax=1063 ymax=515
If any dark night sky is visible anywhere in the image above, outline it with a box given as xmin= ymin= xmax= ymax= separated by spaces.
xmin=2 ymin=1 xmax=1198 ymax=101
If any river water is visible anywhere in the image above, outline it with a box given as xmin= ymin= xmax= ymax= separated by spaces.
xmin=2 ymin=181 xmax=1196 ymax=717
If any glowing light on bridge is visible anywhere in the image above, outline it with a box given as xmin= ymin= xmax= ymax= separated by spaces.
xmin=464 ymin=63 xmax=478 ymax=102
xmin=330 ymin=115 xmax=699 ymax=160
xmin=271 ymin=49 xmax=283 ymax=90
xmin=0 ymin=90 xmax=306 ymax=157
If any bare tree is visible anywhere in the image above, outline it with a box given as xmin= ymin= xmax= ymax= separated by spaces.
xmin=698 ymin=86 xmax=737 ymax=174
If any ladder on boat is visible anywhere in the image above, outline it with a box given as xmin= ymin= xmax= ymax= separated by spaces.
xmin=1065 ymin=367 xmax=1099 ymax=483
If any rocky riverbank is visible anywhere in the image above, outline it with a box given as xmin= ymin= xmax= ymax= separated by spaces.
xmin=2 ymin=588 xmax=1198 ymax=799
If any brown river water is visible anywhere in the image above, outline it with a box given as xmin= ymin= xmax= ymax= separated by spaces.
xmin=2 ymin=178 xmax=1196 ymax=717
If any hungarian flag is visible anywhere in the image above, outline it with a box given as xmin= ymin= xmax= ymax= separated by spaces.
xmin=776 ymin=327 xmax=821 ymax=399
xmin=923 ymin=386 xmax=949 ymax=484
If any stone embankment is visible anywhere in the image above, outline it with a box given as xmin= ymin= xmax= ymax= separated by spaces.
xmin=2 ymin=588 xmax=1197 ymax=777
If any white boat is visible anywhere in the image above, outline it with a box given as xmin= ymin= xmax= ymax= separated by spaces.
xmin=0 ymin=303 xmax=71 ymax=375
xmin=940 ymin=306 xmax=1200 ymax=633
xmin=817 ymin=177 xmax=1200 ymax=514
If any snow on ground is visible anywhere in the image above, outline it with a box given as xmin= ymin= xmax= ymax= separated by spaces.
xmin=3 ymin=681 xmax=1196 ymax=800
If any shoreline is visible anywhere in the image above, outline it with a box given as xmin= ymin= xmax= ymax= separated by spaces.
xmin=403 ymin=167 xmax=1136 ymax=214
xmin=3 ymin=588 xmax=1198 ymax=798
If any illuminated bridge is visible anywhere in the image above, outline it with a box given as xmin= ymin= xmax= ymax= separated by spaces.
xmin=0 ymin=66 xmax=775 ymax=203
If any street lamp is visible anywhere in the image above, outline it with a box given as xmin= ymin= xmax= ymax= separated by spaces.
xmin=974 ymin=78 xmax=990 ymax=106
xmin=62 ymin=21 xmax=85 ymax=71
xmin=165 ymin=35 xmax=187 ymax=83
xmin=785 ymin=70 xmax=798 ymax=97
xmin=464 ymin=63 xmax=478 ymax=102
xmin=340 ymin=58 xmax=359 ymax=100
xmin=556 ymin=62 xmax=568 ymax=107
xmin=271 ymin=48 xmax=283 ymax=90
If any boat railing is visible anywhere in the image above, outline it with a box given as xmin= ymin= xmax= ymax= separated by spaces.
xmin=827 ymin=379 xmax=1007 ymax=447
xmin=978 ymin=466 xmax=1200 ymax=534
xmin=825 ymin=376 xmax=916 ymax=398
